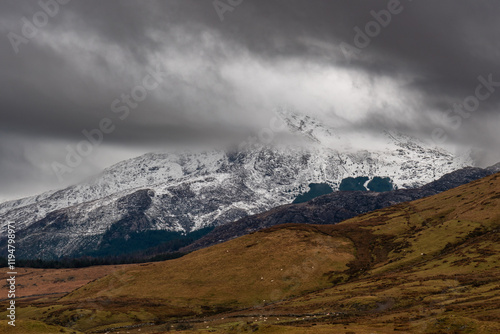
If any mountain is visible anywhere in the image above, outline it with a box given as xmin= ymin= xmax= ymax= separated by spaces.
xmin=0 ymin=110 xmax=471 ymax=259
xmin=6 ymin=171 xmax=500 ymax=333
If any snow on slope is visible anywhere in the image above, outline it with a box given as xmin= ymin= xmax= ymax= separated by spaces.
xmin=0 ymin=110 xmax=472 ymax=259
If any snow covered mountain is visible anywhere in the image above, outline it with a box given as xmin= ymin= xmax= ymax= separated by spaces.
xmin=0 ymin=110 xmax=472 ymax=259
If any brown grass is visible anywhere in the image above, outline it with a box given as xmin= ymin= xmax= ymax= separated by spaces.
xmin=0 ymin=264 xmax=135 ymax=299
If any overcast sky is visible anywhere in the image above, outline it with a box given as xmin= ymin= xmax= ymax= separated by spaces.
xmin=1 ymin=0 xmax=500 ymax=201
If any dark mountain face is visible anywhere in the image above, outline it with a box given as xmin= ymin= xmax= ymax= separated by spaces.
xmin=184 ymin=167 xmax=495 ymax=252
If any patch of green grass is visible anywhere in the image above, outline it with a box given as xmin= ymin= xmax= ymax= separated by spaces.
xmin=0 ymin=319 xmax=82 ymax=334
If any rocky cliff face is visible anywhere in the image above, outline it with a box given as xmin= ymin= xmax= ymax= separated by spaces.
xmin=0 ymin=110 xmax=472 ymax=259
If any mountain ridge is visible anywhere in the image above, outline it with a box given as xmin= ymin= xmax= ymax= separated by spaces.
xmin=185 ymin=165 xmax=499 ymax=252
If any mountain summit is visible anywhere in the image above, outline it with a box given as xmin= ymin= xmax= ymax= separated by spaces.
xmin=0 ymin=110 xmax=471 ymax=259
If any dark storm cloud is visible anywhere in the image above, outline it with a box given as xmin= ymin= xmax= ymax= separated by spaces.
xmin=1 ymin=0 xmax=499 ymax=200
xmin=2 ymin=0 xmax=500 ymax=135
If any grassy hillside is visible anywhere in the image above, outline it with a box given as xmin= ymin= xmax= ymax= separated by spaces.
xmin=64 ymin=227 xmax=355 ymax=311
xmin=2 ymin=172 xmax=500 ymax=333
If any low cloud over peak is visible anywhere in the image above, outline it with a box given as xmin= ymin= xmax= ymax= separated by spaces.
xmin=1 ymin=0 xmax=499 ymax=200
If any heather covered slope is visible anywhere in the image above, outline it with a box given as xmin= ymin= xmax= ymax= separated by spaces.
xmin=63 ymin=227 xmax=355 ymax=309
xmin=2 ymin=172 xmax=500 ymax=333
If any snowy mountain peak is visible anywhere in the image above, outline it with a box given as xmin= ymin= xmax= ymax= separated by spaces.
xmin=275 ymin=107 xmax=340 ymax=144
xmin=0 ymin=110 xmax=473 ymax=259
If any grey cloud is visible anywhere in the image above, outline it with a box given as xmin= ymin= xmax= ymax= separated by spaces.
xmin=0 ymin=0 xmax=499 ymax=200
